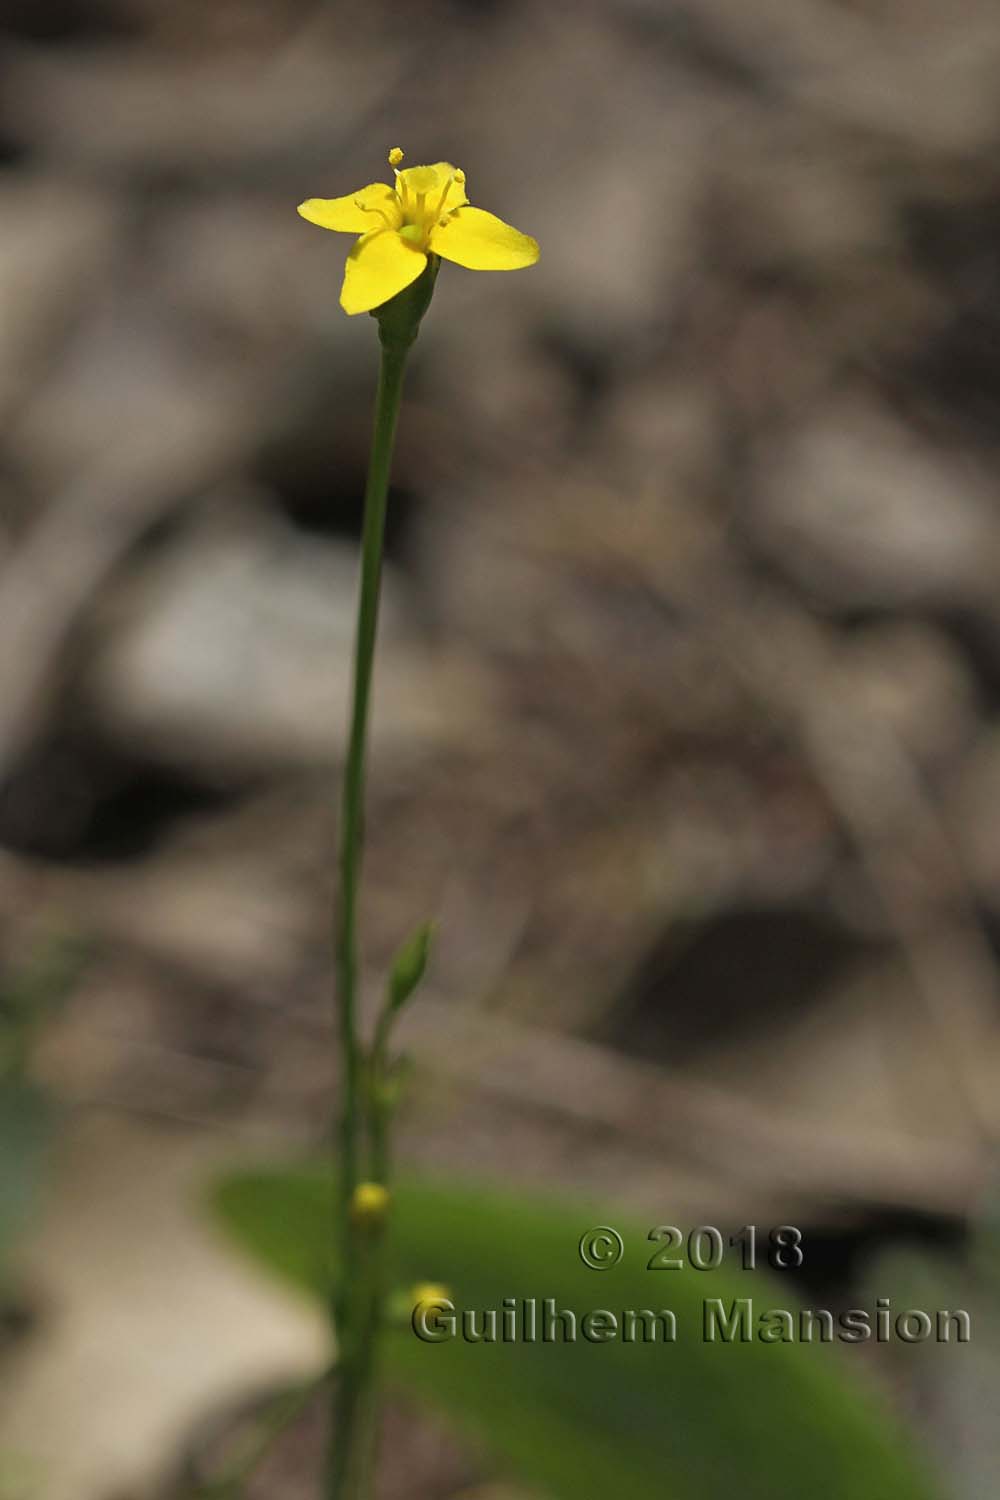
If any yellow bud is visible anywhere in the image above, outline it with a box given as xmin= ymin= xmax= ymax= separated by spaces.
xmin=388 ymin=147 xmax=404 ymax=166
xmin=350 ymin=1181 xmax=390 ymax=1224
xmin=411 ymin=1280 xmax=451 ymax=1309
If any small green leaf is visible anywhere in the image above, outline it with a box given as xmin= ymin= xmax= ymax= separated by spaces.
xmin=386 ymin=923 xmax=432 ymax=1014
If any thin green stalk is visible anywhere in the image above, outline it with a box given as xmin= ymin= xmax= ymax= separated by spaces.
xmin=368 ymin=1012 xmax=394 ymax=1186
xmin=329 ymin=337 xmax=410 ymax=1500
xmin=334 ymin=337 xmax=408 ymax=1231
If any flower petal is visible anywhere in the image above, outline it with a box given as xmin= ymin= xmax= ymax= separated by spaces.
xmin=340 ymin=229 xmax=427 ymax=315
xmin=298 ymin=183 xmax=401 ymax=235
xmin=429 ymin=207 xmax=539 ymax=271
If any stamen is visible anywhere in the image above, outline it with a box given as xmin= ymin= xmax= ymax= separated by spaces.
xmin=388 ymin=146 xmax=404 ymax=166
xmin=429 ymin=181 xmax=450 ymax=221
xmin=389 ymin=163 xmax=467 ymax=247
xmin=429 ymin=171 xmax=462 ymax=224
xmin=355 ymin=198 xmax=393 ymax=230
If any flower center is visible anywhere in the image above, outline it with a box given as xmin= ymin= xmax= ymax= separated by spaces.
xmin=393 ymin=163 xmax=465 ymax=250
xmin=355 ymin=152 xmax=467 ymax=249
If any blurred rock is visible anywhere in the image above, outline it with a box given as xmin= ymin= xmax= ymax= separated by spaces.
xmin=0 ymin=177 xmax=120 ymax=433
xmin=948 ymin=729 xmax=1000 ymax=912
xmin=86 ymin=497 xmax=493 ymax=774
xmin=749 ymin=401 xmax=1000 ymax=608
xmin=838 ymin=622 xmax=979 ymax=772
xmin=0 ymin=33 xmax=393 ymax=175
xmin=0 ymin=1114 xmax=325 ymax=1500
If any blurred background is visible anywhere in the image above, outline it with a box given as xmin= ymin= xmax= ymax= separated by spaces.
xmin=2 ymin=0 xmax=1000 ymax=1495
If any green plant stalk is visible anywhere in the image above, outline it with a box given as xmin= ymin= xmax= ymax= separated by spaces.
xmin=333 ymin=335 xmax=407 ymax=1232
xmin=329 ymin=338 xmax=408 ymax=1500
xmin=368 ymin=1014 xmax=394 ymax=1186
xmin=329 ymin=259 xmax=439 ymax=1500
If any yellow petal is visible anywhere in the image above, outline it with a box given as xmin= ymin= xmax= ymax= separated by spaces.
xmin=340 ymin=229 xmax=427 ymax=315
xmin=429 ymin=207 xmax=539 ymax=271
xmin=396 ymin=162 xmax=468 ymax=213
xmin=298 ymin=183 xmax=401 ymax=235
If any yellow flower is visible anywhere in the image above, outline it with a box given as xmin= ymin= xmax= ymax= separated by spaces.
xmin=298 ymin=148 xmax=539 ymax=316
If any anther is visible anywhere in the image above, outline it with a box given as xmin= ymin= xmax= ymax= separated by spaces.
xmin=388 ymin=147 xmax=404 ymax=166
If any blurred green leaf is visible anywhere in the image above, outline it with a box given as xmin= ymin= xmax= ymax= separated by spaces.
xmin=216 ymin=1166 xmax=333 ymax=1301
xmin=213 ymin=1169 xmax=940 ymax=1500
xmin=0 ymin=1445 xmax=44 ymax=1500
xmin=0 ymin=933 xmax=88 ymax=1078
xmin=0 ymin=1080 xmax=53 ymax=1275
xmin=0 ymin=933 xmax=84 ymax=1282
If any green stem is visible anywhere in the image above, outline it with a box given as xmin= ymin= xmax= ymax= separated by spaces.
xmin=368 ymin=1012 xmax=394 ymax=1186
xmin=329 ymin=336 xmax=410 ymax=1500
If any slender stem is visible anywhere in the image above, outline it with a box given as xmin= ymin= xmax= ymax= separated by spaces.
xmin=368 ymin=1012 xmax=394 ymax=1185
xmin=330 ymin=337 xmax=410 ymax=1500
xmin=334 ymin=339 xmax=407 ymax=1237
